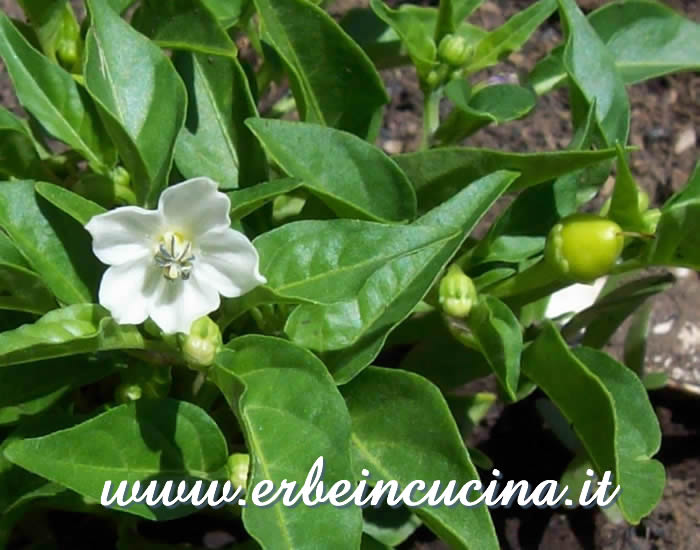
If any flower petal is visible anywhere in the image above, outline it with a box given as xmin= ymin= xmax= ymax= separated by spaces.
xmin=148 ymin=271 xmax=221 ymax=334
xmin=98 ymin=259 xmax=162 ymax=325
xmin=196 ymin=227 xmax=266 ymax=297
xmin=86 ymin=206 xmax=163 ymax=265
xmin=158 ymin=177 xmax=231 ymax=238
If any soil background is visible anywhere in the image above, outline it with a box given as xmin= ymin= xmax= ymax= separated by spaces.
xmin=1 ymin=1 xmax=698 ymax=549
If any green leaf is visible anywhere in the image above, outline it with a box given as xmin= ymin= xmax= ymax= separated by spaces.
xmin=212 ymin=336 xmax=362 ymax=550
xmin=0 ymin=181 xmax=101 ymax=304
xmin=0 ymin=13 xmax=115 ymax=170
xmin=0 ymin=356 xmax=114 ymax=410
xmin=35 ymin=181 xmax=106 ymax=225
xmin=623 ymin=301 xmax=652 ymax=377
xmin=522 ymin=323 xmax=664 ymax=524
xmin=558 ymin=0 xmax=630 ymax=145
xmin=133 ymin=0 xmax=237 ymax=57
xmin=17 ymin=0 xmax=81 ymax=64
xmin=607 ymin=146 xmax=650 ymax=232
xmin=254 ymin=219 xmax=457 ymax=304
xmin=0 ymin=261 xmax=56 ymax=315
xmin=561 ymin=273 xmax=675 ymax=348
xmin=0 ymin=304 xmax=144 ymax=367
xmin=200 ymin=0 xmax=247 ymax=28
xmin=395 ymin=147 xmax=617 ymax=212
xmin=369 ymin=0 xmax=437 ymax=77
xmin=247 ymin=119 xmax=416 ymax=222
xmin=255 ymin=0 xmax=388 ymax=138
xmin=468 ymin=0 xmax=556 ymax=71
xmin=643 ymin=201 xmax=700 ymax=269
xmin=437 ymin=81 xmax=537 ymax=143
xmin=84 ymin=0 xmax=187 ymax=207
xmin=343 ymin=367 xmax=499 ymax=550
xmin=363 ymin=505 xmax=421 ymax=547
xmin=400 ymin=324 xmax=492 ymax=392
xmin=311 ymin=171 xmax=517 ymax=383
xmin=228 ymin=179 xmax=302 ymax=219
xmin=0 ymin=107 xmax=48 ymax=181
xmin=174 ymin=52 xmax=267 ymax=190
xmin=454 ymin=0 xmax=484 ymax=21
xmin=3 ymin=399 xmax=229 ymax=520
xmin=468 ymin=295 xmax=522 ymax=401
xmin=588 ymin=0 xmax=700 ymax=84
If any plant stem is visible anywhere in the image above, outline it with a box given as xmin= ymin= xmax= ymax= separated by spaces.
xmin=486 ymin=259 xmax=559 ymax=300
xmin=421 ymin=88 xmax=441 ymax=150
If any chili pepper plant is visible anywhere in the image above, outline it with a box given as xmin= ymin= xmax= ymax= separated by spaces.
xmin=0 ymin=0 xmax=698 ymax=548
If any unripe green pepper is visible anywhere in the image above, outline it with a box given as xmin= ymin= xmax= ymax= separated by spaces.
xmin=439 ymin=264 xmax=478 ymax=318
xmin=545 ymin=214 xmax=624 ymax=283
xmin=437 ymin=34 xmax=471 ymax=67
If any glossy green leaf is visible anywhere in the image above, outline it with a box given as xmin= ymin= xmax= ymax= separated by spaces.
xmin=468 ymin=295 xmax=521 ymax=401
xmin=0 ymin=356 xmax=114 ymax=410
xmin=0 ymin=304 xmax=144 ymax=367
xmin=395 ymin=147 xmax=617 ymax=212
xmin=133 ymin=0 xmax=237 ymax=57
xmin=522 ymin=323 xmax=664 ymax=524
xmin=468 ymin=0 xmax=556 ymax=71
xmin=200 ymin=0 xmax=247 ymax=28
xmin=174 ymin=52 xmax=266 ymax=190
xmin=531 ymin=1 xmax=700 ymax=93
xmin=247 ymin=119 xmax=416 ymax=222
xmin=311 ymin=171 xmax=517 ymax=383
xmin=0 ymin=181 xmax=101 ymax=304
xmin=343 ymin=367 xmax=499 ymax=550
xmin=254 ymin=219 xmax=457 ymax=304
xmin=4 ymin=399 xmax=229 ymax=520
xmin=369 ymin=0 xmax=436 ymax=77
xmin=255 ymin=0 xmax=388 ymax=138
xmin=437 ymin=81 xmax=537 ymax=143
xmin=84 ymin=0 xmax=187 ymax=206
xmin=17 ymin=0 xmax=81 ymax=64
xmin=664 ymin=161 xmax=700 ymax=208
xmin=212 ymin=336 xmax=362 ymax=550
xmin=0 ymin=13 xmax=114 ymax=170
xmin=558 ymin=0 xmax=629 ymax=146
xmin=228 ymin=179 xmax=302 ymax=219
xmin=35 ymin=181 xmax=106 ymax=225
xmin=590 ymin=0 xmax=700 ymax=83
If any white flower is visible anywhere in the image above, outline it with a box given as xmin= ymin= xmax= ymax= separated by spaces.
xmin=85 ymin=177 xmax=266 ymax=334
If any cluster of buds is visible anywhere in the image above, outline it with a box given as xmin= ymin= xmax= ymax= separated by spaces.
xmin=425 ymin=34 xmax=472 ymax=89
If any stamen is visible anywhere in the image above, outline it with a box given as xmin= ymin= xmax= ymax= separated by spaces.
xmin=154 ymin=231 xmax=195 ymax=281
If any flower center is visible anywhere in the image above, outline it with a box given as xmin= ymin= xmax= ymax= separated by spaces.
xmin=154 ymin=232 xmax=195 ymax=281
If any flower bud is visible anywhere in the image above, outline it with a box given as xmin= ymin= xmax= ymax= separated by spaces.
xmin=545 ymin=214 xmax=624 ymax=283
xmin=226 ymin=453 xmax=250 ymax=490
xmin=115 ymin=382 xmax=143 ymax=403
xmin=437 ymin=34 xmax=471 ymax=67
xmin=439 ymin=264 xmax=478 ymax=318
xmin=182 ymin=316 xmax=222 ymax=369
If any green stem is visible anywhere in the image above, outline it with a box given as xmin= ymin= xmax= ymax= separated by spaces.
xmin=486 ymin=259 xmax=559 ymax=300
xmin=421 ymin=88 xmax=441 ymax=150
